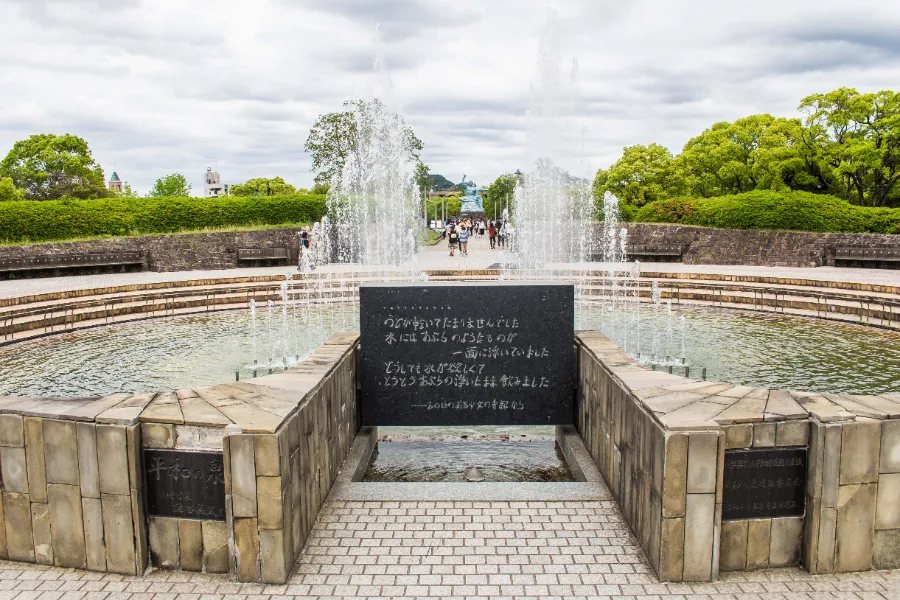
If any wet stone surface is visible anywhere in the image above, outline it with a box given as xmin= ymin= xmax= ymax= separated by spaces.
xmin=362 ymin=439 xmax=574 ymax=482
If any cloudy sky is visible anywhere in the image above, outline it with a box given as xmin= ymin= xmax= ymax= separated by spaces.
xmin=1 ymin=0 xmax=899 ymax=194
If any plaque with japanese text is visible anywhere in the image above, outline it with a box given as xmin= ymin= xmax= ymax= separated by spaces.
xmin=360 ymin=282 xmax=575 ymax=426
xmin=144 ymin=449 xmax=226 ymax=521
xmin=723 ymin=447 xmax=806 ymax=520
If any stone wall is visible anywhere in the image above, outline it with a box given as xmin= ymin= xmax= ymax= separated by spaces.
xmin=575 ymin=331 xmax=900 ymax=581
xmin=596 ymin=223 xmax=900 ymax=268
xmin=576 ymin=332 xmax=724 ymax=582
xmin=0 ymin=412 xmax=146 ymax=575
xmin=0 ymin=227 xmax=307 ymax=272
xmin=0 ymin=332 xmax=359 ymax=583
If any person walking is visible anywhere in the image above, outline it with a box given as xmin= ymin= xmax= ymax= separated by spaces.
xmin=497 ymin=220 xmax=506 ymax=248
xmin=479 ymin=220 xmax=486 ymax=237
xmin=297 ymin=231 xmax=314 ymax=271
xmin=459 ymin=225 xmax=470 ymax=256
xmin=448 ymin=225 xmax=459 ymax=256
xmin=488 ymin=221 xmax=497 ymax=249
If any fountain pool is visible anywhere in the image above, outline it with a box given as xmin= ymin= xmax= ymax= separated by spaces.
xmin=2 ymin=303 xmax=898 ymax=399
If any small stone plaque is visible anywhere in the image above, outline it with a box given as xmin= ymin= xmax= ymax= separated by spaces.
xmin=360 ymin=282 xmax=575 ymax=426
xmin=723 ymin=447 xmax=806 ymax=521
xmin=143 ymin=449 xmax=226 ymax=521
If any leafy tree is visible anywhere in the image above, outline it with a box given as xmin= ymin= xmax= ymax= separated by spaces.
xmin=414 ymin=161 xmax=431 ymax=197
xmin=230 ymin=176 xmax=296 ymax=197
xmin=485 ymin=173 xmax=517 ymax=218
xmin=0 ymin=177 xmax=24 ymax=202
xmin=674 ymin=114 xmax=827 ymax=198
xmin=312 ymin=182 xmax=331 ymax=195
xmin=597 ymin=143 xmax=687 ymax=207
xmin=0 ymin=134 xmax=106 ymax=200
xmin=121 ymin=182 xmax=140 ymax=198
xmin=304 ymin=98 xmax=423 ymax=185
xmin=799 ymin=87 xmax=900 ymax=206
xmin=148 ymin=173 xmax=191 ymax=198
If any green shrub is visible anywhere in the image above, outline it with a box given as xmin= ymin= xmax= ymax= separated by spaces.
xmin=0 ymin=194 xmax=327 ymax=244
xmin=633 ymin=191 xmax=900 ymax=234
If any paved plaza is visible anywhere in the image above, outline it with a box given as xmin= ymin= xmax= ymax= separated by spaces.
xmin=0 ymin=500 xmax=897 ymax=599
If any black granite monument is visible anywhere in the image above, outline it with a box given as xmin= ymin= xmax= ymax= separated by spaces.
xmin=359 ymin=282 xmax=575 ymax=426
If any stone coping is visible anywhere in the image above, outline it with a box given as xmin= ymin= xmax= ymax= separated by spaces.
xmin=0 ymin=332 xmax=359 ymax=433
xmin=575 ymin=330 xmax=900 ymax=431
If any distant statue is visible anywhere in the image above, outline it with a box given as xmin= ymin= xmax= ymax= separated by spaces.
xmin=459 ymin=174 xmax=484 ymax=213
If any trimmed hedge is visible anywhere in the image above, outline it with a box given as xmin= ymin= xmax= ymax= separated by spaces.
xmin=0 ymin=194 xmax=327 ymax=244
xmin=633 ymin=191 xmax=900 ymax=234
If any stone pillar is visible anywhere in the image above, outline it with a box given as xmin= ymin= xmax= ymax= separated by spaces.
xmin=658 ymin=430 xmax=724 ymax=582
xmin=804 ymin=418 xmax=880 ymax=573
xmin=226 ymin=424 xmax=295 ymax=584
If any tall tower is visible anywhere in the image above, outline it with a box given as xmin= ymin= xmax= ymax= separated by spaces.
xmin=108 ymin=171 xmax=123 ymax=193
xmin=204 ymin=167 xmax=225 ymax=197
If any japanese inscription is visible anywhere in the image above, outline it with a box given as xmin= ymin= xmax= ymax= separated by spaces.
xmin=360 ymin=283 xmax=575 ymax=426
xmin=722 ymin=447 xmax=807 ymax=520
xmin=143 ymin=449 xmax=226 ymax=521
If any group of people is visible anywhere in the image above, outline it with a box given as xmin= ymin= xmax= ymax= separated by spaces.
xmin=444 ymin=217 xmax=509 ymax=256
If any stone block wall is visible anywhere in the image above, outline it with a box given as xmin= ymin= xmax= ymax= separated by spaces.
xmin=221 ymin=343 xmax=358 ymax=583
xmin=0 ymin=227 xmax=307 ymax=273
xmin=596 ymin=223 xmax=900 ymax=268
xmin=0 ymin=333 xmax=359 ymax=583
xmin=575 ymin=331 xmax=900 ymax=581
xmin=0 ymin=415 xmax=146 ymax=575
xmin=137 ymin=337 xmax=359 ymax=583
xmin=804 ymin=417 xmax=900 ymax=573
xmin=575 ymin=333 xmax=725 ymax=582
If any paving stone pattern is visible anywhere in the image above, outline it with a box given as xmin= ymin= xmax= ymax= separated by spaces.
xmin=0 ymin=500 xmax=896 ymax=600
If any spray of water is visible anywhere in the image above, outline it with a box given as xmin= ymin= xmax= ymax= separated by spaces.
xmin=507 ymin=6 xmax=594 ymax=273
xmin=323 ymin=27 xmax=420 ymax=270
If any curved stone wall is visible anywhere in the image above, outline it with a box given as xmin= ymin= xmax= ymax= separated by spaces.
xmin=576 ymin=332 xmax=900 ymax=581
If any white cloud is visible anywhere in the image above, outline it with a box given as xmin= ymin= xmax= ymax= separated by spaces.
xmin=0 ymin=0 xmax=898 ymax=194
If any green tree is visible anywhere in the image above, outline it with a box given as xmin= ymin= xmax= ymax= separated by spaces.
xmin=485 ymin=173 xmax=517 ymax=218
xmin=148 ymin=173 xmax=192 ymax=197
xmin=799 ymin=87 xmax=900 ymax=206
xmin=312 ymin=182 xmax=331 ymax=195
xmin=304 ymin=98 xmax=424 ymax=185
xmin=121 ymin=182 xmax=140 ymax=198
xmin=414 ymin=161 xmax=432 ymax=219
xmin=230 ymin=176 xmax=296 ymax=197
xmin=0 ymin=177 xmax=24 ymax=201
xmin=676 ymin=114 xmax=820 ymax=198
xmin=0 ymin=134 xmax=106 ymax=200
xmin=598 ymin=143 xmax=686 ymax=207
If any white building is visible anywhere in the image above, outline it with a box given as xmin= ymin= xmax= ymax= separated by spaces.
xmin=204 ymin=167 xmax=228 ymax=197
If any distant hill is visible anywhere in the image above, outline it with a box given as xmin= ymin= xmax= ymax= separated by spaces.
xmin=428 ymin=173 xmax=460 ymax=192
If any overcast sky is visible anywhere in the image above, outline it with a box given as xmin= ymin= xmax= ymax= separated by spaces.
xmin=1 ymin=0 xmax=899 ymax=194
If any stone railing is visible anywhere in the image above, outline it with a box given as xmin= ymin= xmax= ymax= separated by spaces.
xmin=0 ymin=332 xmax=360 ymax=583
xmin=576 ymin=331 xmax=900 ymax=581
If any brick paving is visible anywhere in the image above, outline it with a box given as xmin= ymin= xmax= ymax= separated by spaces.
xmin=0 ymin=500 xmax=895 ymax=599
